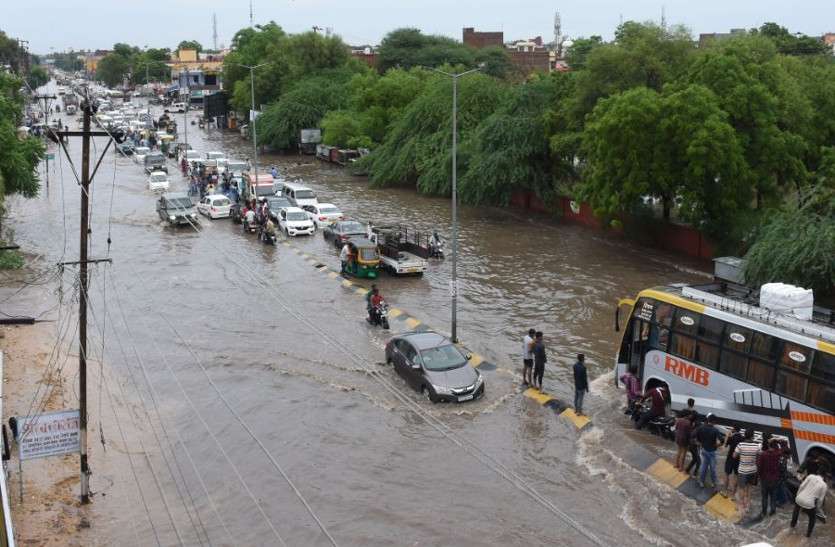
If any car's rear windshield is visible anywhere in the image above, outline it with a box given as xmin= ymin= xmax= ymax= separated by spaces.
xmin=321 ymin=207 xmax=339 ymax=214
xmin=359 ymin=248 xmax=378 ymax=261
xmin=268 ymin=198 xmax=288 ymax=209
xmin=419 ymin=345 xmax=466 ymax=371
xmin=294 ymin=190 xmax=315 ymax=199
xmin=166 ymin=198 xmax=192 ymax=209
xmin=287 ymin=212 xmax=308 ymax=221
xmin=151 ymin=174 xmax=166 ymax=181
xmin=341 ymin=222 xmax=364 ymax=232
xmin=211 ymin=198 xmax=230 ymax=207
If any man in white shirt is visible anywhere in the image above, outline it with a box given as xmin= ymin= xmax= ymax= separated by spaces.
xmin=340 ymin=243 xmax=352 ymax=273
xmin=522 ymin=328 xmax=535 ymax=386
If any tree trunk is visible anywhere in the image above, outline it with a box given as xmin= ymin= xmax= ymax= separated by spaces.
xmin=662 ymin=196 xmax=671 ymax=221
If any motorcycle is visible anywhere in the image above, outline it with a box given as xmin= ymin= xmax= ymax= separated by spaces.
xmin=429 ymin=238 xmax=445 ymax=259
xmin=242 ymin=217 xmax=257 ymax=234
xmin=260 ymin=225 xmax=277 ymax=245
xmin=631 ymin=401 xmax=676 ymax=440
xmin=367 ymin=301 xmax=390 ymax=330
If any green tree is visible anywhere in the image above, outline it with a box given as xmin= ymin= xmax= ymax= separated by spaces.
xmin=223 ymin=22 xmax=288 ymax=113
xmin=753 ymin=23 xmax=830 ymax=56
xmin=96 ymin=53 xmax=130 ymax=87
xmin=285 ymin=32 xmax=349 ymax=77
xmin=474 ymin=46 xmax=514 ymax=79
xmin=0 ymin=71 xmax=43 ymax=199
xmin=565 ymin=36 xmax=603 ymax=70
xmin=26 ymin=65 xmax=48 ymax=90
xmin=367 ymin=72 xmax=506 ymax=195
xmin=177 ymin=40 xmax=203 ymax=53
xmin=376 ymin=28 xmax=474 ymax=72
xmin=321 ymin=110 xmax=364 ymax=148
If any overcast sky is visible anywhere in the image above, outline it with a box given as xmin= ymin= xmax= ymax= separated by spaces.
xmin=6 ymin=0 xmax=835 ymax=54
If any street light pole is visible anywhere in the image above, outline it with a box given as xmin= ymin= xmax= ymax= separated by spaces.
xmin=427 ymin=66 xmax=482 ymax=343
xmin=236 ymin=63 xmax=268 ymax=178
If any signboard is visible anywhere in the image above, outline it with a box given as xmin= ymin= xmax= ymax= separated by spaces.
xmin=300 ymin=128 xmax=322 ymax=144
xmin=18 ymin=410 xmax=80 ymax=461
xmin=250 ymin=109 xmax=261 ymax=122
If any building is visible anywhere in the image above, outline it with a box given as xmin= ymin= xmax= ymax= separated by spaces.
xmin=350 ymin=46 xmax=377 ymax=68
xmin=166 ymin=48 xmax=225 ymax=102
xmin=462 ymin=27 xmax=551 ymax=76
xmin=463 ymin=27 xmax=504 ymax=49
xmin=84 ymin=50 xmax=110 ymax=75
xmin=824 ymin=33 xmax=835 ymax=54
xmin=698 ymin=28 xmax=747 ymax=48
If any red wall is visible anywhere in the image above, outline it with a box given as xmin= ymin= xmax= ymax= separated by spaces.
xmin=509 ymin=191 xmax=714 ymax=259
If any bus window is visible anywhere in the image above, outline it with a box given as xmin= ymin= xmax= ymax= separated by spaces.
xmin=779 ymin=343 xmax=812 ymax=374
xmin=674 ymin=309 xmax=699 ymax=336
xmin=807 ymin=382 xmax=835 ymax=413
xmin=696 ymin=342 xmax=720 ymax=369
xmin=747 ymin=359 xmax=776 ymax=389
xmin=720 ymin=351 xmax=749 ymax=380
xmin=811 ymin=351 xmax=835 ymax=382
xmin=671 ymin=334 xmax=697 ymax=361
xmin=653 ymin=303 xmax=674 ymax=327
xmin=775 ymin=370 xmax=807 ymax=400
xmin=724 ymin=326 xmax=752 ymax=353
xmin=750 ymin=332 xmax=780 ymax=362
xmin=698 ymin=316 xmax=724 ymax=343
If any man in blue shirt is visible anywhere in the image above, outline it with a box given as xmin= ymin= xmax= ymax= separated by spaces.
xmin=573 ymin=354 xmax=589 ymax=415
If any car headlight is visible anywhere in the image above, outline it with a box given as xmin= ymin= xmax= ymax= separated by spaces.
xmin=474 ymin=374 xmax=483 ymax=387
xmin=432 ymin=384 xmax=452 ymax=395
xmin=169 ymin=215 xmax=176 ymax=221
xmin=190 ymin=213 xmax=197 ymax=219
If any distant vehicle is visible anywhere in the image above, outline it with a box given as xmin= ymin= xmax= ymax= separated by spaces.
xmin=147 ymin=171 xmax=170 ymax=192
xmin=65 ymin=104 xmax=77 ymax=115
xmin=133 ymin=146 xmax=151 ymax=164
xmin=157 ymin=193 xmax=198 ymax=226
xmin=196 ymin=194 xmax=232 ymax=219
xmin=206 ymin=151 xmax=225 ymax=161
xmin=277 ymin=207 xmax=315 ymax=237
xmin=370 ymin=225 xmax=429 ymax=276
xmin=243 ymin=173 xmax=277 ymax=202
xmin=385 ymin=331 xmax=484 ymax=403
xmin=144 ymin=151 xmax=168 ymax=174
xmin=167 ymin=102 xmax=187 ymax=113
xmin=266 ymin=196 xmax=293 ymax=221
xmin=322 ymin=220 xmax=367 ymax=248
xmin=173 ymin=142 xmax=192 ymax=160
xmin=282 ymin=182 xmax=318 ymax=208
xmin=116 ymin=142 xmax=135 ymax=156
xmin=180 ymin=149 xmax=201 ymax=165
xmin=302 ymin=203 xmax=344 ymax=228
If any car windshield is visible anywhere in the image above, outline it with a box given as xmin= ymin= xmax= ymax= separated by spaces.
xmin=287 ymin=212 xmax=308 ymax=221
xmin=340 ymin=222 xmax=365 ymax=233
xmin=166 ymin=198 xmax=192 ymax=209
xmin=418 ymin=344 xmax=467 ymax=371
xmin=211 ymin=198 xmax=230 ymax=207
xmin=294 ymin=190 xmax=315 ymax=199
xmin=255 ymin=186 xmax=273 ymax=196
xmin=321 ymin=207 xmax=340 ymax=215
xmin=150 ymin=174 xmax=166 ymax=182
xmin=208 ymin=152 xmax=224 ymax=159
xmin=268 ymin=198 xmax=287 ymax=209
xmin=186 ymin=151 xmax=201 ymax=159
xmin=227 ymin=162 xmax=246 ymax=172
xmin=135 ymin=147 xmax=150 ymax=154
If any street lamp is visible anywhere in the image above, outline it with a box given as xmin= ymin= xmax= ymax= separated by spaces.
xmin=425 ymin=65 xmax=483 ymax=343
xmin=234 ymin=62 xmax=269 ymax=178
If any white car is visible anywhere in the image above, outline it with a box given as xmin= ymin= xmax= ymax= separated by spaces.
xmin=169 ymin=102 xmax=187 ymax=113
xmin=147 ymin=171 xmax=170 ymax=192
xmin=278 ymin=207 xmax=315 ymax=236
xmin=303 ymin=203 xmax=344 ymax=228
xmin=206 ymin=151 xmax=225 ymax=161
xmin=134 ymin=147 xmax=151 ymax=164
xmin=181 ymin=149 xmax=202 ymax=165
xmin=196 ymin=194 xmax=232 ymax=219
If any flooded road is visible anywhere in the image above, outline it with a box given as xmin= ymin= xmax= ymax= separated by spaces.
xmin=3 ymin=88 xmax=793 ymax=546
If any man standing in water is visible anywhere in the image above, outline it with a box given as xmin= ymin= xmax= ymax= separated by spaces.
xmin=573 ymin=354 xmax=589 ymax=415
xmin=532 ymin=332 xmax=547 ymax=391
xmin=522 ymin=328 xmax=535 ymax=386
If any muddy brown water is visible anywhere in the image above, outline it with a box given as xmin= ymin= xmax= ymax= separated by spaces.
xmin=2 ymin=84 xmax=811 ymax=546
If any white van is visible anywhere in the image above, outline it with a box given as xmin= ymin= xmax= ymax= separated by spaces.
xmin=282 ymin=182 xmax=318 ymax=208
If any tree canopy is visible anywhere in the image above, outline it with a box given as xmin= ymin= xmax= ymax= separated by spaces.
xmin=177 ymin=40 xmax=203 ymax=53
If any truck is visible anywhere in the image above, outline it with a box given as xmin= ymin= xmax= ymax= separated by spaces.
xmin=369 ymin=225 xmax=429 ymax=276
xmin=242 ymin=173 xmax=277 ymax=202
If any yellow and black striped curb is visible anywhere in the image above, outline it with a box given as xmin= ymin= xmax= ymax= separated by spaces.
xmin=522 ymin=388 xmax=592 ymax=431
xmin=281 ymin=241 xmax=495 ymax=372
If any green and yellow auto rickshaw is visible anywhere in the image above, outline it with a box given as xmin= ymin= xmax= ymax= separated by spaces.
xmin=342 ymin=238 xmax=380 ymax=279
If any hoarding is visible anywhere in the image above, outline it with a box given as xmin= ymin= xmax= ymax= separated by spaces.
xmin=18 ymin=410 xmax=80 ymax=461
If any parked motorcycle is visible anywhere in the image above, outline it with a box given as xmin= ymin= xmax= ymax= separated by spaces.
xmin=367 ymin=301 xmax=390 ymax=330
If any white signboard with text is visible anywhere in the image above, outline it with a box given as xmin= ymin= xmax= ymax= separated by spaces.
xmin=18 ymin=410 xmax=80 ymax=461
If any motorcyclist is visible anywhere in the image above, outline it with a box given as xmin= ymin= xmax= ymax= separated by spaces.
xmin=368 ymin=287 xmax=384 ymax=324
xmin=263 ymin=217 xmax=277 ymax=243
xmin=429 ymin=231 xmax=443 ymax=256
xmin=635 ymin=385 xmax=667 ymax=430
xmin=244 ymin=208 xmax=256 ymax=231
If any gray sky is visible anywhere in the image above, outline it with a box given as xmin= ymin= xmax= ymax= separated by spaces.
xmin=6 ymin=0 xmax=835 ymax=54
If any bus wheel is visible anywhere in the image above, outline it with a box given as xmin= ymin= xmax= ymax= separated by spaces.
xmin=808 ymin=448 xmax=835 ymax=477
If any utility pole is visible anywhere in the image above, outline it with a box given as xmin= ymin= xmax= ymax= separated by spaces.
xmin=35 ymin=94 xmax=57 ymax=190
xmin=235 ymin=63 xmax=267 ymax=178
xmin=52 ymin=99 xmax=113 ymax=505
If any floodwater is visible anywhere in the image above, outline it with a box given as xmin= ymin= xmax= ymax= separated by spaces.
xmin=3 ymin=83 xmax=819 ymax=546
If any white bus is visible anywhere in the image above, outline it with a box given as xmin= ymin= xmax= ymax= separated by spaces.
xmin=614 ymin=283 xmax=835 ymax=467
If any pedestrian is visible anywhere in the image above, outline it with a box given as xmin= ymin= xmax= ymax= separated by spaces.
xmin=722 ymin=425 xmax=743 ymax=497
xmin=734 ymin=429 xmax=760 ymax=517
xmin=270 ymin=165 xmax=278 ymax=178
xmin=573 ymin=354 xmax=588 ymax=415
xmin=522 ymin=329 xmax=535 ymax=386
xmin=695 ymin=413 xmax=723 ymax=490
xmin=758 ymin=438 xmax=781 ymax=518
xmin=619 ymin=364 xmax=641 ymax=413
xmin=532 ymin=332 xmax=546 ymax=390
xmin=685 ymin=415 xmax=701 ymax=477
xmin=776 ymin=440 xmax=791 ymax=506
xmin=674 ymin=410 xmax=693 ymax=471
xmin=340 ymin=242 xmax=352 ymax=272
xmin=790 ymin=460 xmax=828 ymax=537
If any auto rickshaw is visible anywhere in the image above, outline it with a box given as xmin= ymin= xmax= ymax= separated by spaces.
xmin=341 ymin=238 xmax=380 ymax=279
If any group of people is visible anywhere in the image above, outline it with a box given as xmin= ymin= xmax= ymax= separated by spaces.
xmin=240 ymin=199 xmax=277 ymax=242
xmin=184 ymin=160 xmax=222 ymax=198
xmin=520 ymin=329 xmax=589 ymax=415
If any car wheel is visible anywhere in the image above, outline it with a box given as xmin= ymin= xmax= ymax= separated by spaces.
xmin=422 ymin=386 xmax=437 ymax=404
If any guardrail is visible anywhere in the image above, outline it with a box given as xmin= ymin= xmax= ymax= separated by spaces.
xmin=0 ymin=352 xmax=16 ymax=547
